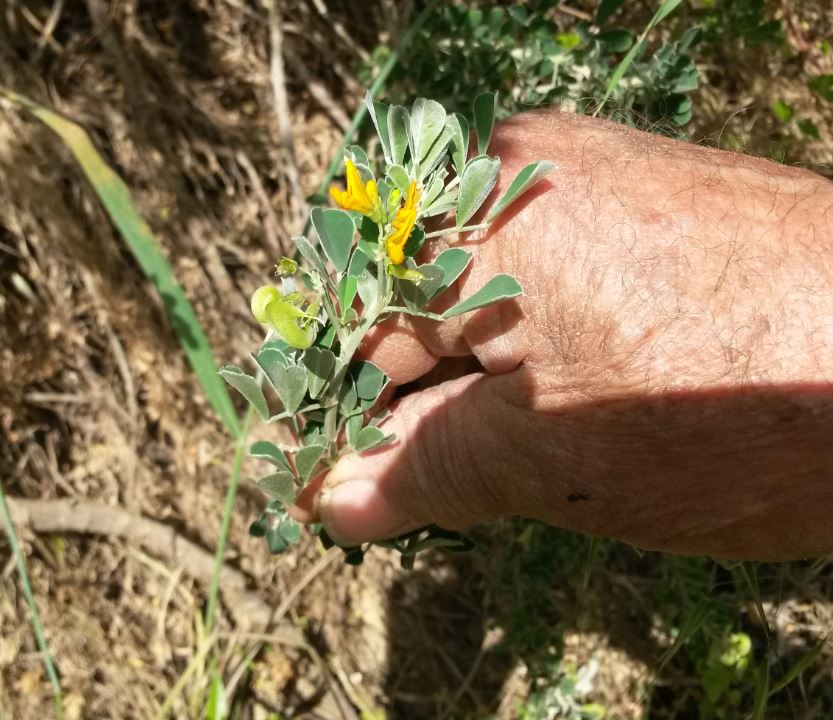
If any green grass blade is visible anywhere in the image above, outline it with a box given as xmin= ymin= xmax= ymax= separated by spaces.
xmin=204 ymin=406 xmax=254 ymax=634
xmin=768 ymin=634 xmax=829 ymax=697
xmin=594 ymin=0 xmax=683 ymax=117
xmin=751 ymin=658 xmax=771 ymax=720
xmin=0 ymin=87 xmax=241 ymax=438
xmin=0 ymin=480 xmax=64 ymax=719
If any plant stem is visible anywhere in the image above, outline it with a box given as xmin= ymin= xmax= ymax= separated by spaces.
xmin=383 ymin=306 xmax=444 ymax=321
xmin=0 ymin=479 xmax=64 ymax=719
xmin=424 ymin=223 xmax=490 ymax=239
xmin=204 ymin=406 xmax=254 ymax=635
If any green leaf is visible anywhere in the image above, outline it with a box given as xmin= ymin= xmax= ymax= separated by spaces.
xmin=265 ymin=511 xmax=302 ymax=554
xmin=409 ymin=98 xmax=447 ymax=166
xmin=356 ymin=268 xmax=378 ymax=309
xmin=486 ymin=161 xmax=554 ymax=222
xmin=267 ymin=363 xmax=308 ymax=414
xmin=387 ymin=164 xmax=411 ymax=196
xmin=0 ymin=88 xmax=241 ymax=438
xmin=253 ymin=347 xmax=289 ymax=391
xmin=249 ymin=440 xmax=290 ymax=471
xmin=347 ymin=246 xmax=372 ymax=278
xmin=205 ymin=674 xmax=227 ymax=720
xmin=433 ymin=248 xmax=472 ymax=294
xmin=294 ymin=234 xmax=330 ymax=281
xmin=422 ymin=191 xmax=457 ymax=219
xmin=403 ymin=227 xmax=426 ymax=260
xmin=473 ymin=92 xmax=497 ymax=156
xmin=751 ymin=660 xmax=770 ymax=720
xmin=350 ymin=360 xmax=388 ymax=401
xmin=311 ymin=208 xmax=354 ymax=274
xmin=447 ymin=114 xmax=469 ymax=176
xmin=256 ymin=471 xmax=296 ymax=504
xmin=596 ymin=0 xmax=624 ymax=25
xmin=771 ymin=99 xmax=794 ymax=123
xmin=598 ymin=28 xmax=634 ymax=53
xmin=346 ymin=413 xmax=363 ymax=447
xmin=337 ymin=274 xmax=358 ymax=318
xmin=365 ymin=93 xmax=392 ymax=163
xmin=301 ymin=347 xmax=336 ymax=399
xmin=354 ymin=426 xmax=392 ymax=453
xmin=442 ymin=275 xmax=522 ymax=318
xmin=388 ymin=105 xmax=410 ymax=165
xmin=338 ymin=376 xmax=358 ymax=416
xmin=399 ymin=264 xmax=445 ymax=310
xmin=295 ymin=444 xmax=325 ymax=483
xmin=808 ymin=74 xmax=833 ymax=102
xmin=219 ymin=366 xmax=268 ymax=420
xmin=456 ymin=156 xmax=500 ymax=227
xmin=416 ymin=126 xmax=453 ymax=181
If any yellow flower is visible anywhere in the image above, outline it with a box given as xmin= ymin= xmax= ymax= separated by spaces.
xmin=329 ymin=159 xmax=381 ymax=219
xmin=385 ymin=181 xmax=420 ymax=265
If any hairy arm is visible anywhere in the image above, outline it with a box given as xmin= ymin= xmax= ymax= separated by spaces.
xmin=315 ymin=111 xmax=833 ymax=561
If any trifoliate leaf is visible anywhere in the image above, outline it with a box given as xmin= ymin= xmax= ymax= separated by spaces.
xmin=354 ymin=426 xmax=393 ymax=453
xmin=456 ymin=156 xmax=500 ymax=227
xmin=365 ymin=93 xmax=392 ymax=163
xmin=268 ymin=363 xmax=308 ymax=414
xmin=219 ymin=366 xmax=268 ymax=420
xmin=399 ymin=264 xmax=445 ymax=310
xmin=301 ymin=347 xmax=336 ymax=399
xmin=486 ymin=161 xmax=555 ymax=222
xmin=256 ymin=471 xmax=296 ymax=504
xmin=311 ymin=208 xmax=354 ymax=274
xmin=409 ymin=98 xmax=447 ymax=167
xmin=388 ymin=105 xmax=410 ymax=165
xmin=337 ymin=274 xmax=358 ymax=318
xmin=447 ymin=113 xmax=469 ymax=176
xmin=442 ymin=274 xmax=523 ymax=318
xmin=350 ymin=360 xmax=388 ymax=401
xmin=295 ymin=444 xmax=325 ymax=483
xmin=250 ymin=440 xmax=291 ymax=471
xmin=433 ymin=248 xmax=472 ymax=295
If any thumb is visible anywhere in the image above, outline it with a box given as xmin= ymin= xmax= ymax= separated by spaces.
xmin=315 ymin=372 xmax=520 ymax=546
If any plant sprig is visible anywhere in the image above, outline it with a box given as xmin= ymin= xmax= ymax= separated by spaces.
xmin=221 ymin=92 xmax=553 ymax=567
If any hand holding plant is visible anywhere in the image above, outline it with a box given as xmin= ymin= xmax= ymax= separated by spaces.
xmin=221 ymin=92 xmax=553 ymax=566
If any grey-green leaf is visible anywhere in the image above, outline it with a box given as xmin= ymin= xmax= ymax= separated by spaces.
xmin=295 ymin=444 xmax=325 ymax=483
xmin=256 ymin=471 xmax=296 ymax=504
xmin=447 ymin=113 xmax=469 ymax=175
xmin=219 ymin=366 xmax=268 ymax=420
xmin=456 ymin=156 xmax=500 ymax=227
xmin=354 ymin=426 xmax=393 ymax=453
xmin=399 ymin=264 xmax=445 ymax=310
xmin=346 ymin=413 xmax=363 ymax=447
xmin=433 ymin=248 xmax=472 ymax=294
xmin=269 ymin=363 xmax=308 ymax=414
xmin=350 ymin=360 xmax=388 ymax=401
xmin=338 ymin=376 xmax=358 ymax=417
xmin=409 ymin=98 xmax=447 ymax=166
xmin=253 ymin=347 xmax=290 ymax=391
xmin=388 ymin=105 xmax=410 ymax=166
xmin=387 ymin=164 xmax=411 ymax=196
xmin=337 ymin=274 xmax=358 ymax=318
xmin=301 ymin=347 xmax=336 ymax=399
xmin=486 ymin=161 xmax=555 ymax=222
xmin=294 ymin=234 xmax=329 ymax=281
xmin=250 ymin=440 xmax=290 ymax=471
xmin=311 ymin=208 xmax=354 ymax=274
xmin=365 ymin=93 xmax=392 ymax=164
xmin=473 ymin=92 xmax=497 ymax=156
xmin=417 ymin=126 xmax=453 ymax=181
xmin=442 ymin=274 xmax=523 ymax=318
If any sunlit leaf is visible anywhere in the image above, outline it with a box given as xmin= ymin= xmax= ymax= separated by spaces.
xmin=219 ymin=366 xmax=268 ymax=420
xmin=486 ymin=161 xmax=555 ymax=222
xmin=456 ymin=156 xmax=500 ymax=227
xmin=442 ymin=274 xmax=522 ymax=318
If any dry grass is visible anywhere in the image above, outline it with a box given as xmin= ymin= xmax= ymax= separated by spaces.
xmin=1 ymin=1 xmax=832 ymax=719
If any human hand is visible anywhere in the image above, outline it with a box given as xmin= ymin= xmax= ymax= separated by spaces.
xmin=300 ymin=111 xmax=833 ymax=561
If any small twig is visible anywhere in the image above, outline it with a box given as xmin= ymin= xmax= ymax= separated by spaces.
xmin=236 ymin=150 xmax=286 ymax=258
xmin=269 ymin=0 xmax=307 ymax=231
xmin=6 ymin=495 xmax=276 ymax=629
xmin=35 ymin=0 xmax=66 ymax=56
xmin=285 ymin=54 xmax=351 ymax=133
xmin=556 ymin=3 xmax=594 ymax=22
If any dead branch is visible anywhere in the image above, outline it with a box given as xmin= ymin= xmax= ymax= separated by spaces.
xmin=6 ymin=495 xmax=280 ymax=631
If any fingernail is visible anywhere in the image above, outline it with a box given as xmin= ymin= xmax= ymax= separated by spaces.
xmin=318 ymin=479 xmax=414 ymax=547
